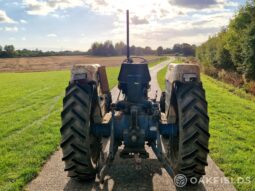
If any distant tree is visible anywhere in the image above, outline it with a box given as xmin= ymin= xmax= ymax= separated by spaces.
xmin=0 ymin=44 xmax=86 ymax=58
xmin=172 ymin=44 xmax=182 ymax=54
xmin=135 ymin=47 xmax=144 ymax=55
xmin=4 ymin=45 xmax=15 ymax=57
xmin=89 ymin=41 xmax=157 ymax=56
xmin=144 ymin=46 xmax=153 ymax=55
xmin=181 ymin=43 xmax=194 ymax=56
xmin=103 ymin=41 xmax=115 ymax=56
xmin=157 ymin=46 xmax=163 ymax=56
xmin=130 ymin=45 xmax=136 ymax=55
xmin=88 ymin=40 xmax=202 ymax=57
xmin=0 ymin=45 xmax=2 ymax=57
xmin=164 ymin=48 xmax=172 ymax=54
xmin=115 ymin=41 xmax=125 ymax=56
xmin=91 ymin=42 xmax=100 ymax=56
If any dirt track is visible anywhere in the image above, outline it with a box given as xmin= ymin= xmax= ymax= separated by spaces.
xmin=27 ymin=61 xmax=236 ymax=191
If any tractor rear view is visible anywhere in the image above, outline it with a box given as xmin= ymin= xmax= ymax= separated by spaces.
xmin=60 ymin=10 xmax=210 ymax=186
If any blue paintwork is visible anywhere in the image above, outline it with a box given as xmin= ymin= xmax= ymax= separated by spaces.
xmin=91 ymin=120 xmax=177 ymax=141
xmin=159 ymin=123 xmax=178 ymax=137
xmin=91 ymin=62 xmax=177 ymax=147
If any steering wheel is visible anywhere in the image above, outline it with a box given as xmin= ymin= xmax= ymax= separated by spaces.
xmin=122 ymin=56 xmax=148 ymax=64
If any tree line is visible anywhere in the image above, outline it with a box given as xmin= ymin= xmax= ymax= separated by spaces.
xmin=196 ymin=1 xmax=255 ymax=80
xmin=0 ymin=42 xmax=196 ymax=58
xmin=88 ymin=41 xmax=196 ymax=57
xmin=0 ymin=45 xmax=86 ymax=58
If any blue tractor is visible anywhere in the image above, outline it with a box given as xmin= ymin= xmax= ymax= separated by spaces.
xmin=60 ymin=10 xmax=209 ymax=186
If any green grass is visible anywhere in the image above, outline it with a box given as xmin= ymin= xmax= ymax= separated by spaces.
xmin=106 ymin=67 xmax=120 ymax=89
xmin=148 ymin=56 xmax=168 ymax=67
xmin=0 ymin=67 xmax=119 ymax=191
xmin=157 ymin=66 xmax=255 ymax=191
xmin=157 ymin=65 xmax=168 ymax=91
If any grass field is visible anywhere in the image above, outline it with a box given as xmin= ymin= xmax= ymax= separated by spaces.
xmin=0 ymin=57 xmax=167 ymax=191
xmin=0 ymin=67 xmax=120 ymax=191
xmin=157 ymin=67 xmax=255 ymax=191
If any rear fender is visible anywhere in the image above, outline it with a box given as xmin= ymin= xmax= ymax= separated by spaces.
xmin=165 ymin=63 xmax=201 ymax=123
xmin=70 ymin=64 xmax=111 ymax=123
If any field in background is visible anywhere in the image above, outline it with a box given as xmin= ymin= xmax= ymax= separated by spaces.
xmin=157 ymin=67 xmax=255 ymax=191
xmin=0 ymin=55 xmax=159 ymax=72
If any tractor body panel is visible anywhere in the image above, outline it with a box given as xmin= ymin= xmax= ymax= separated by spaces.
xmin=71 ymin=64 xmax=101 ymax=83
xmin=118 ymin=63 xmax=151 ymax=102
xmin=164 ymin=63 xmax=201 ymax=123
xmin=70 ymin=64 xmax=111 ymax=123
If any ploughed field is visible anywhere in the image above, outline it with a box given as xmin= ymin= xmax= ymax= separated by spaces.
xmin=0 ymin=55 xmax=158 ymax=72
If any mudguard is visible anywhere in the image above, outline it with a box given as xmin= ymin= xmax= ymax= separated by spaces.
xmin=165 ymin=63 xmax=201 ymax=123
xmin=71 ymin=64 xmax=111 ymax=123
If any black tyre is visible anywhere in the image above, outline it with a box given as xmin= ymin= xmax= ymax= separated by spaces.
xmin=168 ymin=82 xmax=210 ymax=182
xmin=60 ymin=82 xmax=101 ymax=180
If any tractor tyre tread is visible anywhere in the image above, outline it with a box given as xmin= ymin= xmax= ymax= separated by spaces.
xmin=60 ymin=82 xmax=100 ymax=181
xmin=170 ymin=82 xmax=210 ymax=182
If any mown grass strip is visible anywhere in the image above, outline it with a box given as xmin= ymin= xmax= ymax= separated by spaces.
xmin=157 ymin=66 xmax=255 ymax=191
xmin=0 ymin=67 xmax=119 ymax=191
xmin=148 ymin=56 xmax=168 ymax=68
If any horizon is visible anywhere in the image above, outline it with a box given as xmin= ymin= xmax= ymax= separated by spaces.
xmin=0 ymin=0 xmax=246 ymax=51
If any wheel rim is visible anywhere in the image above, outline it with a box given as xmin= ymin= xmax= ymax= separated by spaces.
xmin=89 ymin=136 xmax=101 ymax=169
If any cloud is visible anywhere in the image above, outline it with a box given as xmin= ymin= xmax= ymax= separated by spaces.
xmin=169 ymin=0 xmax=220 ymax=9
xmin=137 ymin=26 xmax=219 ymax=41
xmin=23 ymin=0 xmax=84 ymax=15
xmin=0 ymin=26 xmax=19 ymax=32
xmin=20 ymin=19 xmax=27 ymax=24
xmin=94 ymin=0 xmax=108 ymax=6
xmin=129 ymin=24 xmax=220 ymax=48
xmin=5 ymin=26 xmax=19 ymax=32
xmin=47 ymin=33 xmax=57 ymax=37
xmin=131 ymin=16 xmax=149 ymax=25
xmin=51 ymin=13 xmax=69 ymax=18
xmin=108 ymin=7 xmax=235 ymax=48
xmin=191 ymin=11 xmax=233 ymax=28
xmin=0 ymin=10 xmax=16 ymax=23
xmin=18 ymin=0 xmax=241 ymax=49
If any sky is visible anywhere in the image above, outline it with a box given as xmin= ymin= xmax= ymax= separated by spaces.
xmin=0 ymin=0 xmax=247 ymax=51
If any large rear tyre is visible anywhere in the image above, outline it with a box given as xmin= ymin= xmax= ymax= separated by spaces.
xmin=60 ymin=82 xmax=101 ymax=180
xmin=168 ymin=82 xmax=210 ymax=182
